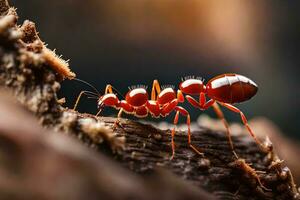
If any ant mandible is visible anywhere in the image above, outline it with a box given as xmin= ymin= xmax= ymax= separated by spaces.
xmin=72 ymin=79 xmax=203 ymax=160
xmin=179 ymin=73 xmax=267 ymax=158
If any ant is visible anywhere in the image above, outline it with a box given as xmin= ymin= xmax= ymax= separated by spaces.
xmin=178 ymin=73 xmax=268 ymax=158
xmin=72 ymin=79 xmax=203 ymax=160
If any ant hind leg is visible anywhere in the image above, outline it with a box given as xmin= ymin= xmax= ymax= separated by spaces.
xmin=170 ymin=111 xmax=180 ymax=160
xmin=219 ymin=102 xmax=268 ymax=152
xmin=212 ymin=102 xmax=239 ymax=159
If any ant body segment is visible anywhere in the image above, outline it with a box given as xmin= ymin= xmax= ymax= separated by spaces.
xmin=73 ymin=79 xmax=203 ymax=159
xmin=179 ymin=73 xmax=266 ymax=158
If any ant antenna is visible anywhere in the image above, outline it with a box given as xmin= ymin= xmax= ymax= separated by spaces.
xmin=73 ymin=78 xmax=124 ymax=99
xmin=73 ymin=78 xmax=101 ymax=96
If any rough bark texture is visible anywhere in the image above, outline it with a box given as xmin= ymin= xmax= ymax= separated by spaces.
xmin=0 ymin=0 xmax=299 ymax=199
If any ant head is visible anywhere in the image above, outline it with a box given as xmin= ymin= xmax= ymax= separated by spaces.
xmin=98 ymin=93 xmax=119 ymax=109
xmin=179 ymin=77 xmax=205 ymax=95
xmin=157 ymin=86 xmax=176 ymax=105
xmin=125 ymin=87 xmax=148 ymax=107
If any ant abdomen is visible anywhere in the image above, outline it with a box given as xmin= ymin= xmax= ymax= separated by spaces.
xmin=206 ymin=74 xmax=258 ymax=104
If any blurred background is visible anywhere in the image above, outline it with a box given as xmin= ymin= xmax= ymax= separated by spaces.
xmin=11 ymin=0 xmax=300 ymax=140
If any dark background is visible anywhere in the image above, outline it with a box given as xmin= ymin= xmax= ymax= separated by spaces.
xmin=11 ymin=0 xmax=300 ymax=140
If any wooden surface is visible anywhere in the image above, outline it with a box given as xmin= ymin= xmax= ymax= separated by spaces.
xmin=60 ymin=110 xmax=298 ymax=200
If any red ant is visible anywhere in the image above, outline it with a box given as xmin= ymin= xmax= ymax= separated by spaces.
xmin=178 ymin=73 xmax=267 ymax=158
xmin=72 ymin=79 xmax=203 ymax=160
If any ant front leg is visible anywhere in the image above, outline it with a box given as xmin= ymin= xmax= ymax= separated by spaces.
xmin=219 ymin=102 xmax=267 ymax=152
xmin=212 ymin=102 xmax=238 ymax=159
xmin=113 ymin=108 xmax=124 ymax=130
xmin=112 ymin=100 xmax=134 ymax=129
xmin=171 ymin=106 xmax=204 ymax=160
xmin=151 ymin=79 xmax=161 ymax=100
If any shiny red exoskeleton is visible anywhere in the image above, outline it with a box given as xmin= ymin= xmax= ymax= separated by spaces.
xmin=73 ymin=80 xmax=202 ymax=159
xmin=179 ymin=73 xmax=264 ymax=158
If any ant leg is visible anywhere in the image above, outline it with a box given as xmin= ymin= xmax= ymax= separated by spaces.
xmin=105 ymin=84 xmax=114 ymax=94
xmin=201 ymin=99 xmax=215 ymax=110
xmin=185 ymin=95 xmax=201 ymax=109
xmin=113 ymin=108 xmax=124 ymax=130
xmin=185 ymin=94 xmax=238 ymax=158
xmin=219 ymin=103 xmax=266 ymax=151
xmin=193 ymin=96 xmax=238 ymax=158
xmin=170 ymin=110 xmax=180 ymax=160
xmin=73 ymin=90 xmax=99 ymax=111
xmin=212 ymin=102 xmax=239 ymax=159
xmin=151 ymin=80 xmax=161 ymax=100
xmin=175 ymin=106 xmax=204 ymax=156
xmin=95 ymin=109 xmax=102 ymax=117
xmin=161 ymin=99 xmax=178 ymax=116
xmin=186 ymin=94 xmax=214 ymax=110
xmin=177 ymin=90 xmax=184 ymax=103
xmin=105 ymin=84 xmax=125 ymax=99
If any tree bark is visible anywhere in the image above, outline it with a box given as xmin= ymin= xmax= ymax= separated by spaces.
xmin=0 ymin=0 xmax=298 ymax=199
